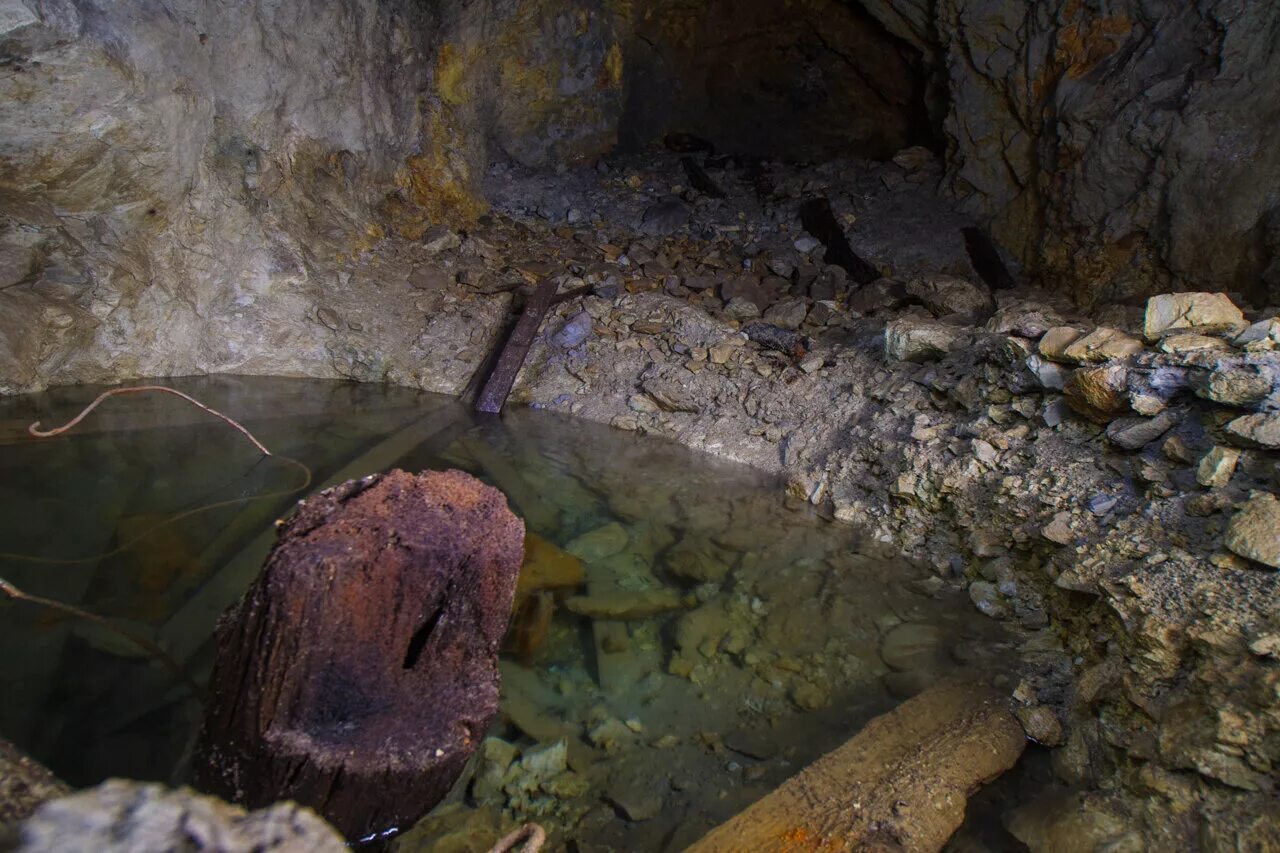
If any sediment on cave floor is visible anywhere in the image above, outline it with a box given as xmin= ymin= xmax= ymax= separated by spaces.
xmin=1 ymin=0 xmax=1279 ymax=850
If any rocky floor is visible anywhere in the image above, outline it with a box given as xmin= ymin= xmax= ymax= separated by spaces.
xmin=404 ymin=149 xmax=1279 ymax=848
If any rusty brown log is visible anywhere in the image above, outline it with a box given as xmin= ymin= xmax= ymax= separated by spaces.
xmin=195 ymin=469 xmax=524 ymax=842
xmin=476 ymin=278 xmax=560 ymax=414
xmin=688 ymin=681 xmax=1026 ymax=853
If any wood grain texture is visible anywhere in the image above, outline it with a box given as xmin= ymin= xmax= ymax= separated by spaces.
xmin=688 ymin=681 xmax=1026 ymax=853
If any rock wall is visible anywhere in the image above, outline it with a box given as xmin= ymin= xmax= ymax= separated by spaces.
xmin=857 ymin=0 xmax=1280 ymax=307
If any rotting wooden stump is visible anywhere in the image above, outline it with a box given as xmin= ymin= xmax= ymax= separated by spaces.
xmin=688 ymin=681 xmax=1026 ymax=853
xmin=195 ymin=469 xmax=524 ymax=842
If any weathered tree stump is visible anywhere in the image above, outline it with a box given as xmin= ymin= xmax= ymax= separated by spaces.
xmin=195 ymin=469 xmax=524 ymax=842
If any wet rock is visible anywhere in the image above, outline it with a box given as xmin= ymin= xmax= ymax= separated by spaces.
xmin=564 ymin=588 xmax=687 ymax=621
xmin=790 ymin=680 xmax=831 ymax=711
xmin=1197 ymin=447 xmax=1241 ymax=489
xmin=565 ymin=522 xmax=629 ymax=562
xmin=904 ymin=274 xmax=994 ymax=317
xmin=1064 ymin=364 xmax=1131 ymax=423
xmin=664 ymin=536 xmax=736 ymax=584
xmin=1105 ymin=410 xmax=1180 ymax=450
xmin=1061 ymin=327 xmax=1144 ymax=364
xmin=605 ymin=776 xmax=664 ymax=822
xmin=884 ymin=319 xmax=963 ymax=363
xmin=10 ymin=780 xmax=345 ymax=852
xmin=879 ymin=623 xmax=941 ymax=672
xmin=1225 ymin=413 xmax=1280 ymax=449
xmin=1225 ymin=492 xmax=1280 ymax=569
xmin=639 ymin=199 xmax=690 ymax=236
xmin=1144 ymin=293 xmax=1246 ymax=341
xmin=968 ymin=581 xmax=1007 ymax=619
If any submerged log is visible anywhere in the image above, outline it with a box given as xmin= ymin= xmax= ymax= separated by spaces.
xmin=195 ymin=469 xmax=524 ymax=842
xmin=688 ymin=681 xmax=1025 ymax=853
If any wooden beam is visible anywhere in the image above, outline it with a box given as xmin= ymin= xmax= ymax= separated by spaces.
xmin=476 ymin=278 xmax=560 ymax=414
xmin=687 ymin=681 xmax=1025 ymax=853
xmin=799 ymin=197 xmax=879 ymax=285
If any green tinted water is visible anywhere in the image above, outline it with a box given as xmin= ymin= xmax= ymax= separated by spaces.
xmin=0 ymin=376 xmax=1016 ymax=850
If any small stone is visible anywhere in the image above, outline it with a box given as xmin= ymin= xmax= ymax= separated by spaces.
xmin=1234 ymin=318 xmax=1280 ymax=351
xmin=892 ymin=146 xmax=935 ymax=171
xmin=1225 ymin=492 xmax=1280 ymax=569
xmin=1061 ymin=327 xmax=1143 ymax=364
xmin=565 ymin=523 xmax=629 ymax=562
xmin=904 ymin=274 xmax=994 ymax=317
xmin=1162 ymin=435 xmax=1196 ymax=464
xmin=316 ymin=306 xmax=341 ymax=330
xmin=762 ymin=298 xmax=808 ymax=330
xmin=1014 ymin=705 xmax=1065 ymax=747
xmin=1144 ymin=292 xmax=1245 ymax=340
xmin=588 ymin=717 xmax=635 ymax=752
xmin=968 ymin=581 xmax=1007 ymax=619
xmin=1026 ymin=354 xmax=1068 ymax=390
xmin=1038 ymin=327 xmax=1085 ymax=363
xmin=986 ymin=299 xmax=1064 ymax=339
xmin=709 ymin=340 xmax=739 ymax=365
xmin=1159 ymin=333 xmax=1229 ymax=355
xmin=1064 ymin=364 xmax=1130 ymax=423
xmin=880 ymin=623 xmax=941 ymax=672
xmin=1197 ymin=446 xmax=1241 ymax=489
xmin=639 ymin=199 xmax=690 ymax=236
xmin=723 ymin=296 xmax=762 ymax=321
xmin=884 ymin=320 xmax=962 ymax=362
xmin=551 ymin=311 xmax=593 ymax=349
xmin=790 ymin=681 xmax=830 ymax=711
xmin=799 ymin=353 xmax=824 ymax=374
xmin=971 ymin=439 xmax=999 ymax=466
xmin=1087 ymin=494 xmax=1118 ymax=515
xmin=605 ymin=778 xmax=663 ymax=822
xmin=421 ymin=225 xmax=461 ymax=254
xmin=1225 ymin=413 xmax=1280 ymax=449
xmin=1042 ymin=512 xmax=1074 ymax=545
xmin=794 ymin=236 xmax=821 ymax=254
xmin=628 ymin=394 xmax=659 ymax=414
xmin=1104 ymin=409 xmax=1180 ymax=450
xmin=409 ymin=267 xmax=452 ymax=291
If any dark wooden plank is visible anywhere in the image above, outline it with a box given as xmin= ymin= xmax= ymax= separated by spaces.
xmin=799 ymin=196 xmax=879 ymax=285
xmin=962 ymin=226 xmax=1016 ymax=289
xmin=475 ymin=278 xmax=560 ymax=414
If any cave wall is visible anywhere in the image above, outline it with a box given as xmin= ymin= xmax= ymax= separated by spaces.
xmin=858 ymin=0 xmax=1280 ymax=306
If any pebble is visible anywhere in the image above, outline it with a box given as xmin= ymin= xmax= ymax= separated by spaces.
xmin=1225 ymin=492 xmax=1280 ymax=569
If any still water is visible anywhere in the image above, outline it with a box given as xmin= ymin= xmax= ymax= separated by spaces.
xmin=0 ymin=376 xmax=1017 ymax=850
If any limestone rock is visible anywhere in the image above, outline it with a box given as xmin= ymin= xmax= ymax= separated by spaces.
xmin=1144 ymin=293 xmax=1246 ymax=341
xmin=904 ymin=274 xmax=994 ymax=317
xmin=1192 ymin=360 xmax=1277 ymax=408
xmin=1064 ymin=364 xmax=1131 ymax=423
xmin=10 ymin=780 xmax=345 ymax=852
xmin=1235 ymin=318 xmax=1280 ymax=351
xmin=1038 ymin=327 xmax=1085 ymax=363
xmin=1197 ymin=447 xmax=1241 ymax=489
xmin=1014 ymin=705 xmax=1064 ymax=747
xmin=1159 ymin=333 xmax=1229 ymax=356
xmin=1225 ymin=493 xmax=1280 ymax=569
xmin=565 ymin=523 xmax=629 ymax=562
xmin=985 ymin=299 xmax=1063 ymax=339
xmin=1061 ymin=327 xmax=1144 ymax=364
xmin=1225 ymin=413 xmax=1280 ymax=449
xmin=884 ymin=319 xmax=963 ymax=362
xmin=762 ymin=298 xmax=809 ymax=330
xmin=1105 ymin=410 xmax=1180 ymax=451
